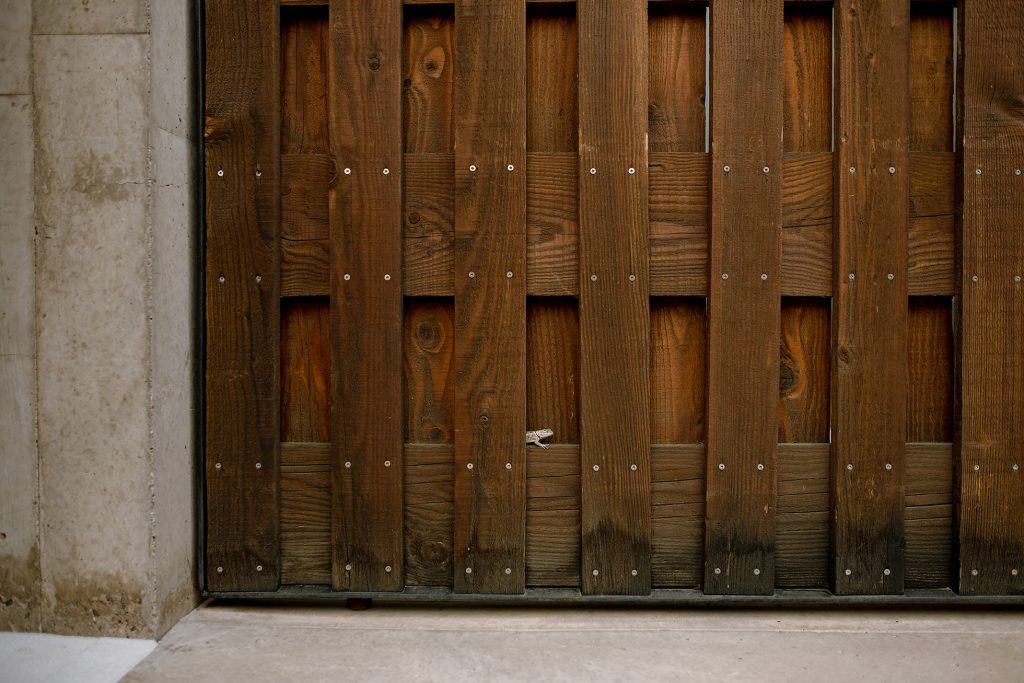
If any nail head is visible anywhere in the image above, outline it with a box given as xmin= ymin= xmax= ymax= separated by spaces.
xmin=718 ymin=463 xmax=725 ymax=471
xmin=972 ymin=568 xmax=979 ymax=576
xmin=216 ymin=566 xmax=224 ymax=573
xmin=722 ymin=273 xmax=729 ymax=280
xmin=590 ymin=274 xmax=598 ymax=282
xmin=723 ymin=165 xmax=731 ymax=173
xmin=628 ymin=167 xmax=636 ymax=175
xmin=384 ymin=460 xmax=391 ymax=467
xmin=753 ymin=568 xmax=761 ymax=576
xmin=506 ymin=271 xmax=513 ymax=278
xmin=884 ymin=568 xmax=891 ymax=576
xmin=507 ymin=164 xmax=514 ymax=172
xmin=344 ymin=167 xmax=351 ymax=175
xmin=345 ymin=461 xmax=352 ymax=468
xmin=976 ymin=168 xmax=982 ymax=175
xmin=629 ymin=274 xmax=636 ymax=282
xmin=631 ymin=569 xmax=638 ymax=576
xmin=845 ymin=569 xmax=852 ymax=576
xmin=505 ymin=567 xmax=512 ymax=575
xmin=469 ymin=164 xmax=477 ymax=172
xmin=345 ymin=564 xmax=352 ymax=571
xmin=630 ymin=464 xmax=638 ymax=471
xmin=592 ymin=569 xmax=599 ymax=576
xmin=467 ymin=463 xmax=474 ymax=470
xmin=590 ymin=168 xmax=597 ymax=175
xmin=217 ymin=169 xmax=224 ymax=177
xmin=466 ymin=567 xmax=472 ymax=574
xmin=384 ymin=274 xmax=391 ymax=281
xmin=256 ymin=564 xmax=263 ymax=572
xmin=757 ymin=463 xmax=764 ymax=471
xmin=255 ymin=462 xmax=262 ymax=470
xmin=846 ymin=463 xmax=853 ymax=471
xmin=888 ymin=166 xmax=896 ymax=174
xmin=506 ymin=462 xmax=512 ymax=470
xmin=469 ymin=271 xmax=476 ymax=279
xmin=714 ymin=567 xmax=722 ymax=575
xmin=385 ymin=565 xmax=392 ymax=573
xmin=214 ymin=462 xmax=222 ymax=470
xmin=344 ymin=273 xmax=351 ymax=281
xmin=593 ymin=464 xmax=600 ymax=472
xmin=761 ymin=273 xmax=768 ymax=281
xmin=763 ymin=166 xmax=770 ymax=174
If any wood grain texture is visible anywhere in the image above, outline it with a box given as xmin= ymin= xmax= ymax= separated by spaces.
xmin=705 ymin=0 xmax=783 ymax=596
xmin=282 ymin=7 xmax=330 ymax=155
xmin=527 ymin=153 xmax=578 ymax=295
xmin=907 ymin=298 xmax=953 ymax=443
xmin=527 ymin=445 xmax=581 ymax=587
xmin=910 ymin=5 xmax=953 ymax=152
xmin=527 ymin=299 xmax=579 ymax=443
xmin=832 ymin=0 xmax=909 ymax=595
xmin=906 ymin=442 xmax=952 ymax=589
xmin=957 ymin=5 xmax=1024 ymax=595
xmin=404 ymin=299 xmax=455 ymax=444
xmin=452 ymin=0 xmax=527 ymax=594
xmin=281 ymin=298 xmax=331 ymax=443
xmin=776 ymin=443 xmax=829 ymax=588
xmin=328 ymin=0 xmax=404 ymax=591
xmin=648 ymin=5 xmax=706 ymax=153
xmin=778 ymin=299 xmax=829 ymax=443
xmin=204 ymin=0 xmax=280 ymax=592
xmin=405 ymin=444 xmax=456 ymax=586
xmin=527 ymin=7 xmax=577 ymax=153
xmin=783 ymin=5 xmax=832 ymax=153
xmin=650 ymin=298 xmax=707 ymax=445
xmin=404 ymin=8 xmax=454 ymax=153
xmin=651 ymin=445 xmax=705 ymax=588
xmin=578 ymin=0 xmax=651 ymax=595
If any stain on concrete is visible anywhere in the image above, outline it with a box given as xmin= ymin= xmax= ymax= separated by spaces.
xmin=70 ymin=150 xmax=134 ymax=202
xmin=43 ymin=572 xmax=148 ymax=638
xmin=0 ymin=546 xmax=41 ymax=631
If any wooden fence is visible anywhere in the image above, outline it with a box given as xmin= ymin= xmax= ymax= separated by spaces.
xmin=203 ymin=0 xmax=1024 ymax=599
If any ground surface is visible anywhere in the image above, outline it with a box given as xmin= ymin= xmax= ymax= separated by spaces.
xmin=0 ymin=632 xmax=155 ymax=683
xmin=116 ymin=605 xmax=1024 ymax=682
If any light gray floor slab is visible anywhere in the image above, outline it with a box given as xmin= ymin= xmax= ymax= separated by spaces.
xmin=122 ymin=605 xmax=1024 ymax=682
xmin=0 ymin=633 xmax=155 ymax=683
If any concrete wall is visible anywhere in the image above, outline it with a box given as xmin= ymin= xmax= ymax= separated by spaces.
xmin=0 ymin=0 xmax=197 ymax=638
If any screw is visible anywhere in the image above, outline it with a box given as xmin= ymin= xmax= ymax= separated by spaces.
xmin=972 ymin=275 xmax=979 ymax=283
xmin=255 ymin=275 xmax=262 ymax=283
xmin=344 ymin=273 xmax=351 ymax=281
xmin=1013 ymin=569 xmax=1020 ymax=576
xmin=976 ymin=168 xmax=982 ymax=175
xmin=217 ymin=566 xmax=224 ymax=573
xmin=845 ymin=568 xmax=852 ymax=576
xmin=255 ymin=462 xmax=262 ymax=470
xmin=973 ymin=464 xmax=980 ymax=472
xmin=506 ymin=271 xmax=513 ymax=279
xmin=888 ymin=166 xmax=896 ymax=174
xmin=757 ymin=463 xmax=764 ymax=471
xmin=761 ymin=273 xmax=768 ymax=281
xmin=218 ymin=276 xmax=225 ymax=284
xmin=848 ymin=273 xmax=855 ymax=281
xmin=592 ymin=569 xmax=599 ymax=577
xmin=722 ymin=273 xmax=729 ymax=280
xmin=630 ymin=464 xmax=638 ymax=471
xmin=714 ymin=567 xmax=722 ymax=575
xmin=887 ymin=273 xmax=895 ymax=281
xmin=628 ymin=167 xmax=636 ymax=175
xmin=753 ymin=568 xmax=761 ymax=576
xmin=1013 ymin=464 xmax=1020 ymax=472
xmin=847 ymin=463 xmax=853 ymax=471
xmin=631 ymin=569 xmax=638 ymax=576
xmin=590 ymin=168 xmax=597 ymax=175
xmin=384 ymin=274 xmax=391 ymax=281
xmin=507 ymin=164 xmax=514 ymax=172
xmin=629 ymin=274 xmax=636 ymax=282
xmin=469 ymin=271 xmax=475 ymax=279
xmin=505 ymin=567 xmax=512 ymax=575
xmin=884 ymin=568 xmax=891 ymax=576
xmin=506 ymin=462 xmax=512 ymax=470
xmin=467 ymin=463 xmax=474 ymax=470
xmin=385 ymin=565 xmax=392 ymax=573
xmin=345 ymin=461 xmax=352 ymax=469
xmin=469 ymin=164 xmax=477 ymax=172
xmin=214 ymin=462 xmax=222 ymax=470
xmin=763 ymin=166 xmax=770 ymax=174
xmin=345 ymin=564 xmax=352 ymax=571
xmin=849 ymin=167 xmax=856 ymax=174
xmin=723 ymin=165 xmax=731 ymax=173
xmin=1015 ymin=276 xmax=1022 ymax=283
xmin=718 ymin=463 xmax=725 ymax=471
xmin=885 ymin=463 xmax=892 ymax=471
xmin=217 ymin=169 xmax=224 ymax=177
xmin=466 ymin=567 xmax=472 ymax=574
xmin=383 ymin=168 xmax=390 ymax=175
xmin=256 ymin=564 xmax=263 ymax=572
xmin=255 ymin=170 xmax=262 ymax=178
xmin=384 ymin=460 xmax=391 ymax=467
xmin=971 ymin=568 xmax=979 ymax=576
xmin=1017 ymin=169 xmax=1022 ymax=176
xmin=344 ymin=168 xmax=351 ymax=175
xmin=593 ymin=464 xmax=600 ymax=472
xmin=591 ymin=274 xmax=598 ymax=282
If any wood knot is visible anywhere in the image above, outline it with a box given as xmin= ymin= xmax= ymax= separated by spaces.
xmin=368 ymin=53 xmax=382 ymax=71
xmin=837 ymin=345 xmax=855 ymax=368
xmin=415 ymin=320 xmax=443 ymax=353
xmin=407 ymin=212 xmax=421 ymax=226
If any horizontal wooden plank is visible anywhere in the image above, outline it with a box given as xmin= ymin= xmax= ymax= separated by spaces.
xmin=651 ymin=444 xmax=705 ymax=588
xmin=280 ymin=150 xmax=952 ymax=297
xmin=405 ymin=443 xmax=455 ymax=586
xmin=527 ymin=445 xmax=581 ymax=587
xmin=905 ymin=442 xmax=953 ymax=589
xmin=777 ymin=444 xmax=830 ymax=588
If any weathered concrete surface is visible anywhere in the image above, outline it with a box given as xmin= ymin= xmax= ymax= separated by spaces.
xmin=0 ymin=93 xmax=39 ymax=632
xmin=34 ymin=33 xmax=153 ymax=637
xmin=0 ymin=0 xmax=32 ymax=94
xmin=1 ymin=631 xmax=156 ymax=682
xmin=33 ymin=0 xmax=147 ymax=35
xmin=124 ymin=606 xmax=1024 ymax=682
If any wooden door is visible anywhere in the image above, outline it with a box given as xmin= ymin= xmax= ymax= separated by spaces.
xmin=203 ymin=0 xmax=1024 ymax=600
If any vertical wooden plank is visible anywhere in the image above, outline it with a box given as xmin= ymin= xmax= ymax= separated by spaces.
xmin=281 ymin=298 xmax=331 ymax=443
xmin=650 ymin=298 xmax=707 ymax=445
xmin=778 ymin=298 xmax=830 ymax=443
xmin=907 ymin=298 xmax=953 ymax=443
xmin=328 ymin=0 xmax=404 ymax=591
xmin=204 ymin=0 xmax=281 ymax=592
xmin=957 ymin=4 xmax=1024 ymax=595
xmin=783 ymin=5 xmax=832 ymax=153
xmin=832 ymin=0 xmax=909 ymax=595
xmin=452 ymin=0 xmax=527 ymax=594
xmin=404 ymin=299 xmax=455 ymax=445
xmin=578 ymin=0 xmax=651 ymax=596
xmin=704 ymin=0 xmax=783 ymax=596
xmin=910 ymin=6 xmax=953 ymax=153
xmin=527 ymin=6 xmax=578 ymax=154
xmin=648 ymin=5 xmax=707 ymax=153
xmin=404 ymin=8 xmax=454 ymax=154
xmin=527 ymin=299 xmax=579 ymax=444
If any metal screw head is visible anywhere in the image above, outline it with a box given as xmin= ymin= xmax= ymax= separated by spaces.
xmin=888 ymin=166 xmax=896 ymax=174
xmin=1013 ymin=569 xmax=1020 ymax=576
xmin=384 ymin=273 xmax=391 ymax=281
xmin=383 ymin=167 xmax=390 ymax=175
xmin=385 ymin=565 xmax=392 ymax=573
xmin=217 ymin=566 xmax=224 ymax=573
xmin=848 ymin=272 xmax=855 ymax=281
xmin=629 ymin=274 xmax=636 ymax=282
xmin=722 ymin=273 xmax=729 ymax=280
xmin=507 ymin=164 xmax=514 ymax=172
xmin=590 ymin=274 xmax=598 ymax=282
xmin=593 ymin=464 xmax=600 ymax=472
xmin=1015 ymin=276 xmax=1022 ymax=284
xmin=885 ymin=463 xmax=893 ymax=471
xmin=255 ymin=275 xmax=262 ymax=284
xmin=718 ymin=463 xmax=725 ymax=471
xmin=506 ymin=271 xmax=513 ymax=279
xmin=723 ymin=165 xmax=731 ymax=173
xmin=976 ymin=168 xmax=982 ymax=175
xmin=256 ymin=564 xmax=263 ymax=572
xmin=631 ymin=569 xmax=638 ymax=576
xmin=1013 ymin=464 xmax=1020 ymax=472
xmin=469 ymin=164 xmax=477 ymax=173
xmin=845 ymin=568 xmax=852 ymax=576
xmin=884 ymin=568 xmax=891 ymax=576
xmin=630 ymin=464 xmax=638 ymax=472
xmin=1017 ymin=169 xmax=1022 ymax=176
xmin=344 ymin=273 xmax=351 ymax=281
xmin=217 ymin=169 xmax=224 ymax=177
xmin=214 ymin=462 xmax=222 ymax=470
xmin=972 ymin=275 xmax=979 ymax=283
xmin=255 ymin=170 xmax=262 ymax=178
xmin=255 ymin=462 xmax=262 ymax=470
xmin=506 ymin=462 xmax=512 ymax=470
xmin=763 ymin=166 xmax=770 ymax=174
xmin=973 ymin=464 xmax=980 ymax=472
xmin=846 ymin=463 xmax=853 ymax=471
xmin=714 ymin=567 xmax=722 ymax=575
xmin=628 ymin=167 xmax=636 ymax=175
xmin=590 ymin=168 xmax=597 ymax=175
xmin=887 ymin=273 xmax=895 ymax=281
xmin=849 ymin=166 xmax=856 ymax=174
xmin=757 ymin=463 xmax=764 ymax=471
xmin=218 ymin=276 xmax=225 ymax=284
xmin=467 ymin=463 xmax=474 ymax=470
xmin=753 ymin=568 xmax=761 ymax=576
xmin=592 ymin=569 xmax=599 ymax=577
xmin=384 ymin=460 xmax=391 ymax=467
xmin=468 ymin=271 xmax=475 ymax=279
xmin=971 ymin=568 xmax=979 ymax=576
xmin=505 ymin=567 xmax=512 ymax=575
xmin=345 ymin=564 xmax=352 ymax=571
xmin=345 ymin=461 xmax=352 ymax=469
xmin=344 ymin=167 xmax=352 ymax=175
xmin=466 ymin=567 xmax=472 ymax=574
xmin=761 ymin=273 xmax=768 ymax=281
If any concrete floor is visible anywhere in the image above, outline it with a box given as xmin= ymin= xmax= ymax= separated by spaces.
xmin=120 ymin=605 xmax=1024 ymax=682
xmin=0 ymin=632 xmax=155 ymax=683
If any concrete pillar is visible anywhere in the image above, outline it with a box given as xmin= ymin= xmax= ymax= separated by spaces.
xmin=0 ymin=0 xmax=198 ymax=637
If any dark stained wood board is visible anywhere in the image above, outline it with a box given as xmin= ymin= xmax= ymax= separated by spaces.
xmin=957 ymin=5 xmax=1024 ymax=596
xmin=648 ymin=4 xmax=706 ymax=153
xmin=578 ymin=0 xmax=652 ymax=596
xmin=650 ymin=298 xmax=706 ymax=445
xmin=451 ymin=0 xmax=528 ymax=594
xmin=704 ymin=0 xmax=783 ymax=596
xmin=907 ymin=299 xmax=953 ymax=443
xmin=527 ymin=299 xmax=579 ymax=444
xmin=404 ymin=299 xmax=455 ymax=445
xmin=281 ymin=298 xmax=331 ymax=443
xmin=204 ymin=0 xmax=281 ymax=592
xmin=910 ymin=5 xmax=954 ymax=153
xmin=404 ymin=7 xmax=454 ymax=154
xmin=832 ymin=0 xmax=909 ymax=595
xmin=328 ymin=0 xmax=405 ymax=591
xmin=778 ymin=299 xmax=830 ymax=444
